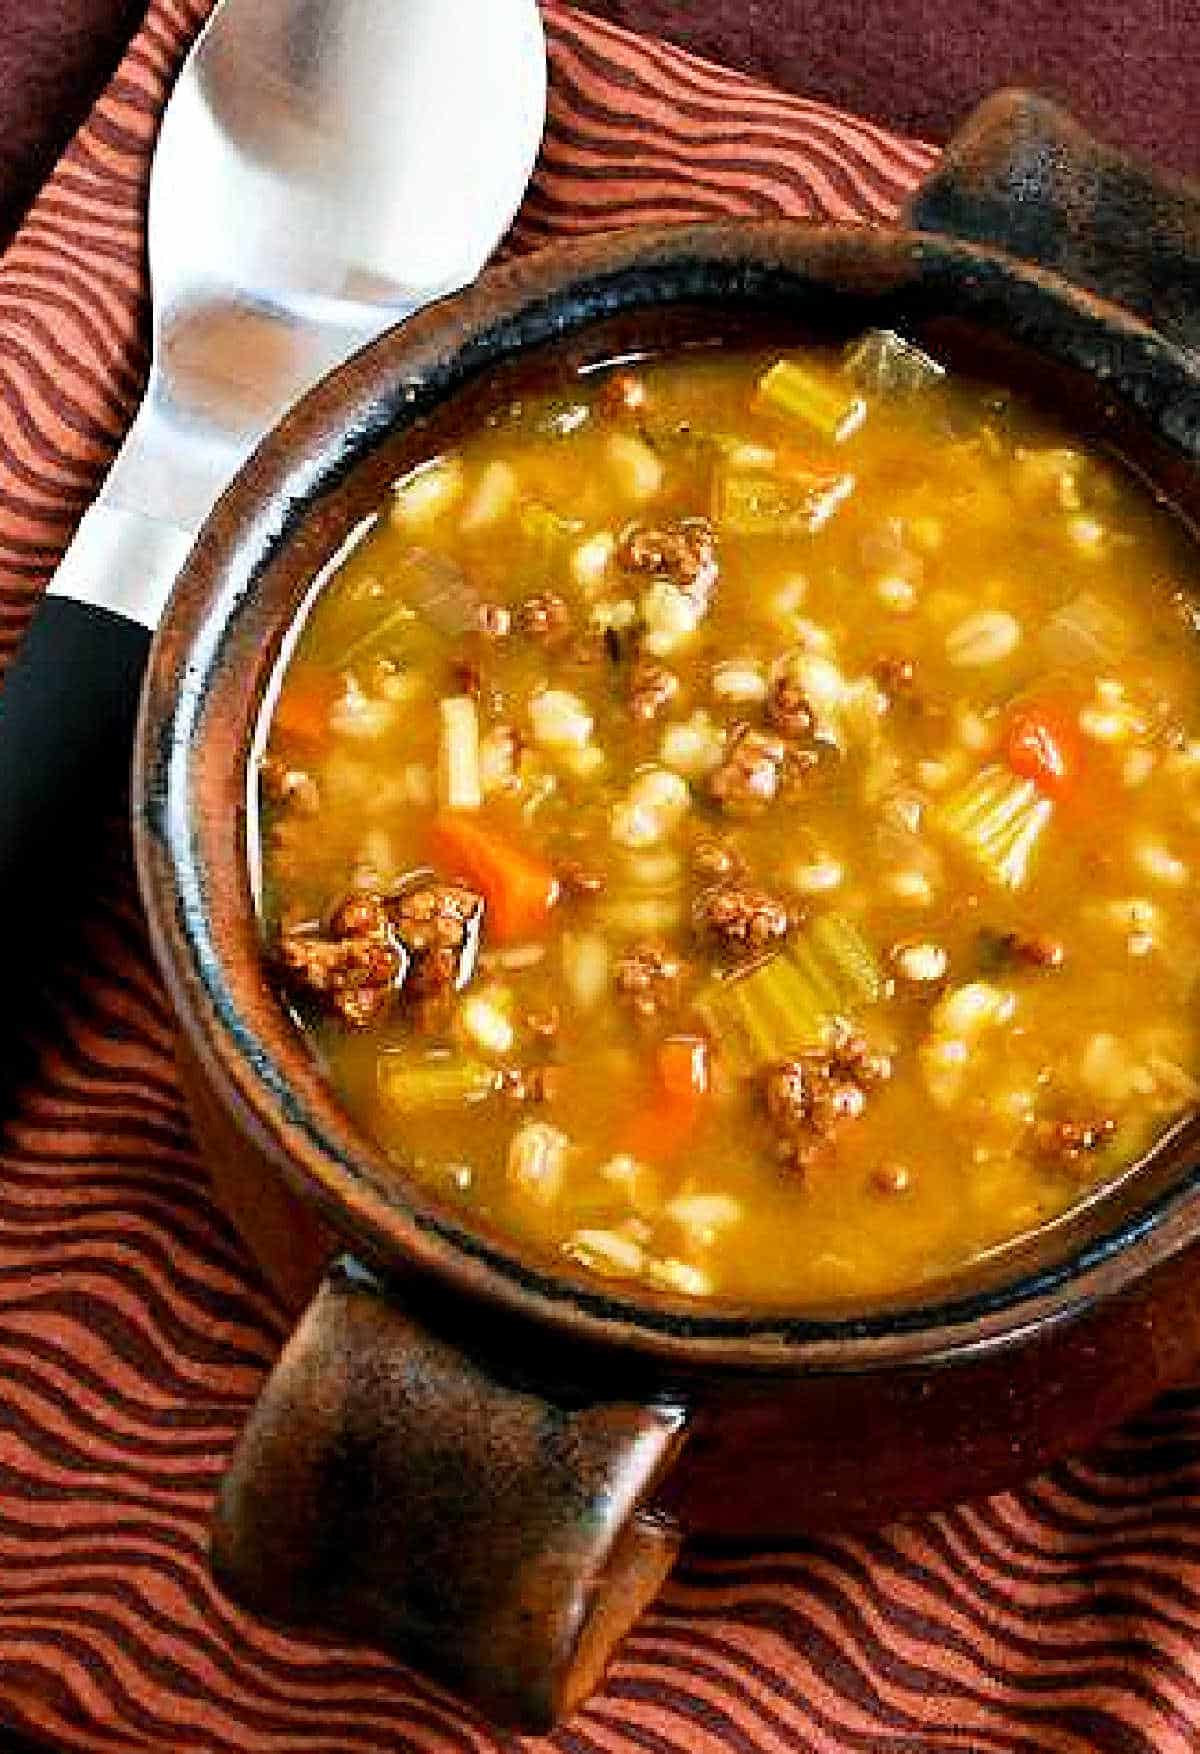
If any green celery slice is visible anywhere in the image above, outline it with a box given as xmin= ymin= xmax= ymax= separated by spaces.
xmin=332 ymin=548 xmax=477 ymax=666
xmin=378 ymin=1054 xmax=499 ymax=1109
xmin=520 ymin=499 xmax=583 ymax=547
xmin=935 ymin=764 xmax=1053 ymax=890
xmin=786 ymin=937 xmax=843 ymax=1014
xmin=757 ymin=358 xmax=866 ymax=443
xmin=696 ymin=912 xmax=884 ymax=1072
xmin=713 ymin=464 xmax=855 ymax=536
xmin=807 ymin=911 xmax=887 ymax=1007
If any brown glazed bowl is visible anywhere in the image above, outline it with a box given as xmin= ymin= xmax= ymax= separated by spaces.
xmin=133 ymin=95 xmax=1200 ymax=1731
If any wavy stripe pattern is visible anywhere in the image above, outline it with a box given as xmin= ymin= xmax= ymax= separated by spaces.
xmin=1 ymin=3 xmax=1197 ymax=1753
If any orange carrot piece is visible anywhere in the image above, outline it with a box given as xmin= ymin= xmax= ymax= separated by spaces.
xmin=620 ymin=1038 xmax=711 ymax=1162
xmin=272 ymin=670 xmax=339 ymax=745
xmin=1001 ymin=698 xmax=1082 ymax=801
xmin=656 ymin=1034 xmax=710 ymax=1101
xmin=620 ymin=1094 xmax=701 ymax=1165
xmin=429 ymin=814 xmax=558 ymax=944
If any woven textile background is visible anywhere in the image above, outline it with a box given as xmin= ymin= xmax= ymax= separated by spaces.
xmin=2 ymin=4 xmax=1200 ymax=1751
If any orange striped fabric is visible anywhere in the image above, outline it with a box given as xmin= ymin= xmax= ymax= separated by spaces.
xmin=1 ymin=4 xmax=1198 ymax=1752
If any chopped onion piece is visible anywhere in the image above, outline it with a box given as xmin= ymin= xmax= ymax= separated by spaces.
xmin=390 ymin=455 xmax=464 ymax=527
xmin=530 ymin=688 xmax=594 ymax=751
xmin=507 ymin=1122 xmax=571 ymax=1207
xmin=562 ymin=933 xmax=610 ymax=1010
xmin=438 ymin=695 xmax=482 ymax=811
xmin=843 ymin=329 xmax=945 ymax=396
xmin=460 ymin=459 xmax=517 ymax=531
xmin=607 ymin=432 xmax=664 ymax=501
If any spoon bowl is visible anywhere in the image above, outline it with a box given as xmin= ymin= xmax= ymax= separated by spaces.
xmin=101 ymin=0 xmax=548 ymax=589
xmin=190 ymin=0 xmax=544 ymax=302
xmin=0 ymin=0 xmax=545 ymax=935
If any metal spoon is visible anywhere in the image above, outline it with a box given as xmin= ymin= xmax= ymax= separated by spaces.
xmin=0 ymin=0 xmax=545 ymax=912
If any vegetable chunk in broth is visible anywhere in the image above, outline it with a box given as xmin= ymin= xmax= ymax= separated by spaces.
xmin=258 ymin=333 xmax=1200 ymax=1307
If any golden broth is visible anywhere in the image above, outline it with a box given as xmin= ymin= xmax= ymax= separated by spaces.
xmin=258 ymin=337 xmax=1200 ymax=1306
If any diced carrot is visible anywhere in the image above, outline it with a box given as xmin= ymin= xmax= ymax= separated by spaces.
xmin=272 ymin=670 xmax=339 ymax=745
xmin=620 ymin=1038 xmax=711 ymax=1162
xmin=1001 ymin=698 xmax=1082 ymax=801
xmin=656 ymin=1034 xmax=710 ymax=1101
xmin=620 ymin=1094 xmax=702 ymax=1165
xmin=428 ymin=814 xmax=558 ymax=945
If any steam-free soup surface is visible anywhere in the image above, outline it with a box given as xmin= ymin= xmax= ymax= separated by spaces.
xmin=259 ymin=334 xmax=1200 ymax=1306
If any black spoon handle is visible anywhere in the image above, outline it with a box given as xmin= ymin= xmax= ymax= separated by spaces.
xmin=0 ymin=594 xmax=152 ymax=909
xmin=0 ymin=486 xmax=196 ymax=923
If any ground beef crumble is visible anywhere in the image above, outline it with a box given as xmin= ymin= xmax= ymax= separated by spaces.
xmin=617 ymin=516 xmax=719 ymax=614
xmin=614 ymin=939 xmax=689 ymax=1021
xmin=708 ymin=722 xmax=819 ymax=814
xmin=693 ymin=883 xmax=791 ymax=953
xmin=764 ymin=1025 xmax=894 ymax=1174
xmin=278 ymin=878 xmax=485 ymax=1029
xmin=517 ymin=592 xmax=572 ymax=642
xmin=277 ymin=892 xmax=406 ymax=1029
xmin=764 ymin=676 xmax=815 ymax=740
xmin=628 ymin=658 xmax=680 ymax=723
xmin=708 ymin=724 xmax=787 ymax=813
xmin=1032 ymin=1114 xmax=1116 ymax=1165
xmin=390 ymin=879 xmax=484 ymax=997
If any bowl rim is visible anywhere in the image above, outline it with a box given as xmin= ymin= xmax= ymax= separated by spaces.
xmin=134 ymin=218 xmax=1200 ymax=1373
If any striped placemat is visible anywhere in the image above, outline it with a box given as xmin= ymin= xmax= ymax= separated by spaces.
xmin=2 ymin=4 xmax=1200 ymax=1751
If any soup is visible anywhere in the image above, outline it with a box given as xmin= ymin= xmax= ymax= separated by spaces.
xmin=257 ymin=332 xmax=1200 ymax=1306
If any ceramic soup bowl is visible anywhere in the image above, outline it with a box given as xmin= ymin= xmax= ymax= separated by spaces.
xmin=133 ymin=94 xmax=1200 ymax=1730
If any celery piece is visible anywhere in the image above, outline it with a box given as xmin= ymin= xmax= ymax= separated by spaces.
xmin=842 ymin=329 xmax=945 ymax=397
xmin=935 ymin=764 xmax=1053 ymax=890
xmin=697 ymin=953 xmax=825 ymax=1072
xmin=741 ymin=974 xmax=804 ymax=1062
xmin=520 ymin=500 xmax=583 ymax=548
xmin=714 ymin=464 xmax=855 ymax=537
xmin=784 ymin=937 xmax=843 ymax=1015
xmin=334 ymin=549 xmax=478 ymax=666
xmin=757 ymin=358 xmax=866 ymax=444
xmin=378 ymin=1053 xmax=499 ymax=1110
xmin=806 ymin=911 xmax=886 ymax=1007
xmin=333 ymin=600 xmax=420 ymax=670
xmin=751 ymin=955 xmax=822 ymax=1050
xmin=695 ymin=911 xmax=883 ymax=1072
xmin=520 ymin=498 xmax=584 ymax=583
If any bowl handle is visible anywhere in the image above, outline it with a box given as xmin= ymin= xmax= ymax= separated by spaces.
xmin=905 ymin=88 xmax=1200 ymax=357
xmin=211 ymin=1256 xmax=687 ymax=1730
